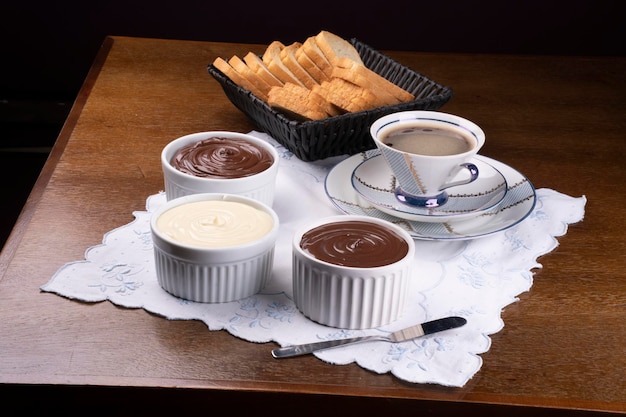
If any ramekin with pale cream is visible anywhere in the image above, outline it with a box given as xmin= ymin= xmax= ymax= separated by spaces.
xmin=150 ymin=193 xmax=279 ymax=303
xmin=161 ymin=131 xmax=279 ymax=206
xmin=292 ymin=215 xmax=415 ymax=329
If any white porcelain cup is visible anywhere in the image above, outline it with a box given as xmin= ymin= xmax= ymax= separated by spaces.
xmin=370 ymin=111 xmax=485 ymax=208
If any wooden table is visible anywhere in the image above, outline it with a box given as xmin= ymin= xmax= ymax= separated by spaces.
xmin=1 ymin=36 xmax=624 ymax=415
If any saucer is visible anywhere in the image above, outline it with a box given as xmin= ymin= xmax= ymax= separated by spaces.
xmin=325 ymin=149 xmax=537 ymax=241
xmin=351 ymin=154 xmax=507 ymax=222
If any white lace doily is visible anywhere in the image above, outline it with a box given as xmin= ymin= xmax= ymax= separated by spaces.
xmin=41 ymin=132 xmax=586 ymax=387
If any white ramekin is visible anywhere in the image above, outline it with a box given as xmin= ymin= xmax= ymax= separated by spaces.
xmin=161 ymin=131 xmax=279 ymax=206
xmin=150 ymin=193 xmax=279 ymax=303
xmin=292 ymin=215 xmax=415 ymax=329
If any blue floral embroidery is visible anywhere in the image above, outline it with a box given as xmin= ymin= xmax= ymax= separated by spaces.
xmin=387 ymin=343 xmax=411 ymax=361
xmin=464 ymin=252 xmax=496 ymax=270
xmin=229 ymin=297 xmax=261 ymax=327
xmin=270 ymin=140 xmax=293 ymax=160
xmin=458 ymin=264 xmax=487 ymax=289
xmin=279 ymin=148 xmax=294 ymax=159
xmin=380 ymin=338 xmax=427 ymax=366
xmin=316 ymin=329 xmax=355 ymax=342
xmin=400 ymin=336 xmax=456 ymax=371
xmin=92 ymin=262 xmax=144 ymax=294
xmin=530 ymin=209 xmax=548 ymax=221
xmin=529 ymin=196 xmax=547 ymax=221
xmin=240 ymin=296 xmax=260 ymax=312
xmin=133 ymin=227 xmax=153 ymax=248
xmin=434 ymin=337 xmax=453 ymax=351
xmin=229 ymin=297 xmax=298 ymax=330
xmin=266 ymin=301 xmax=296 ymax=322
xmin=505 ymin=229 xmax=530 ymax=251
xmin=411 ymin=339 xmax=431 ymax=356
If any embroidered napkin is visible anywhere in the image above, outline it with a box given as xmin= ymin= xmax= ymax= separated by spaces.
xmin=41 ymin=131 xmax=586 ymax=387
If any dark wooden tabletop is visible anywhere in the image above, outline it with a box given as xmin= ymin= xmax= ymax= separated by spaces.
xmin=0 ymin=36 xmax=624 ymax=415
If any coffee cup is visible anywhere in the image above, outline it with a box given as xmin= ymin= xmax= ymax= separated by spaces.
xmin=370 ymin=111 xmax=485 ymax=208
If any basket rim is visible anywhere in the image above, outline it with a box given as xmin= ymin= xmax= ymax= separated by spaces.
xmin=206 ymin=38 xmax=454 ymax=160
xmin=207 ymin=63 xmax=453 ymax=128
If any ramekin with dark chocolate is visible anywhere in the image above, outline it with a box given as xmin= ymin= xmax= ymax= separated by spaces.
xmin=292 ymin=215 xmax=415 ymax=329
xmin=161 ymin=131 xmax=279 ymax=205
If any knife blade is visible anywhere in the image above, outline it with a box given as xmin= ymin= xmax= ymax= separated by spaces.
xmin=271 ymin=316 xmax=467 ymax=359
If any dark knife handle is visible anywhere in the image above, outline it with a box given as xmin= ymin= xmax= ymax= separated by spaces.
xmin=422 ymin=316 xmax=467 ymax=335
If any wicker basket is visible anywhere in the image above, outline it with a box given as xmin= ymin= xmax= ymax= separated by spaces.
xmin=207 ymin=39 xmax=453 ymax=161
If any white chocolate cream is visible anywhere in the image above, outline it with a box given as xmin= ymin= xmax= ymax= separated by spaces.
xmin=156 ymin=200 xmax=274 ymax=248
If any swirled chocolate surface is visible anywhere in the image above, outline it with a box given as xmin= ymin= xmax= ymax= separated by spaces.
xmin=300 ymin=220 xmax=409 ymax=268
xmin=171 ymin=137 xmax=274 ymax=178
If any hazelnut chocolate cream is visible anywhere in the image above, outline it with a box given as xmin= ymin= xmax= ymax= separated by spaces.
xmin=300 ymin=221 xmax=409 ymax=268
xmin=171 ymin=137 xmax=274 ymax=178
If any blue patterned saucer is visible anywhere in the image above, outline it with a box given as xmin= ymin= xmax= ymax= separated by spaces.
xmin=325 ymin=149 xmax=537 ymax=240
xmin=351 ymin=153 xmax=507 ymax=222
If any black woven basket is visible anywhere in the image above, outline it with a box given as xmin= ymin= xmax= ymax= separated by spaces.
xmin=207 ymin=39 xmax=453 ymax=161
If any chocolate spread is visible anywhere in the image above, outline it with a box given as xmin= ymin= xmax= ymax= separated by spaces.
xmin=300 ymin=220 xmax=409 ymax=268
xmin=170 ymin=137 xmax=274 ymax=179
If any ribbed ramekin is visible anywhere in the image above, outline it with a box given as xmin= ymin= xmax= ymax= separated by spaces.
xmin=150 ymin=193 xmax=279 ymax=303
xmin=161 ymin=131 xmax=279 ymax=206
xmin=292 ymin=215 xmax=415 ymax=329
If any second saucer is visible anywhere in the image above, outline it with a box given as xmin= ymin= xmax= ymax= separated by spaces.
xmin=351 ymin=153 xmax=507 ymax=223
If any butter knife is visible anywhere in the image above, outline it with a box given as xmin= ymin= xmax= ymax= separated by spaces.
xmin=271 ymin=316 xmax=467 ymax=359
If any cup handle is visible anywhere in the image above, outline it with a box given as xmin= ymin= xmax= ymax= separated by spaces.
xmin=440 ymin=163 xmax=479 ymax=190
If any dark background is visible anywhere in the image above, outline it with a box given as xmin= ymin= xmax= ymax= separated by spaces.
xmin=1 ymin=0 xmax=625 ymax=249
